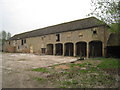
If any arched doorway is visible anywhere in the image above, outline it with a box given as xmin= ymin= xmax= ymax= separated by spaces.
xmin=76 ymin=42 xmax=87 ymax=57
xmin=55 ymin=43 xmax=63 ymax=55
xmin=47 ymin=44 xmax=53 ymax=55
xmin=65 ymin=43 xmax=74 ymax=56
xmin=89 ymin=41 xmax=102 ymax=57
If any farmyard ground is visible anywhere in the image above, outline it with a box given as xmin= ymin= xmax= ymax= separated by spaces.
xmin=2 ymin=53 xmax=120 ymax=88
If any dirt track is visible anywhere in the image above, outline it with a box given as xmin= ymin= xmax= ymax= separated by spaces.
xmin=2 ymin=53 xmax=77 ymax=88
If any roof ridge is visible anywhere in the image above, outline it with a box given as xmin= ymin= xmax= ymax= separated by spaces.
xmin=9 ymin=17 xmax=106 ymax=40
xmin=13 ymin=17 xmax=97 ymax=36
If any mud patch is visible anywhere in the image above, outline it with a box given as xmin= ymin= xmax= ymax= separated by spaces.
xmin=55 ymin=65 xmax=70 ymax=70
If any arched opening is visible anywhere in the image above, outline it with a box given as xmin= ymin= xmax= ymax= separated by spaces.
xmin=89 ymin=41 xmax=102 ymax=57
xmin=65 ymin=43 xmax=74 ymax=56
xmin=55 ymin=43 xmax=63 ymax=55
xmin=76 ymin=42 xmax=87 ymax=57
xmin=47 ymin=44 xmax=53 ymax=55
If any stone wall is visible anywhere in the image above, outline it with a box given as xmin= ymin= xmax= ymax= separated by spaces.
xmin=5 ymin=25 xmax=110 ymax=58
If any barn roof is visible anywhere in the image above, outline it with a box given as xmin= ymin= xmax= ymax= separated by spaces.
xmin=9 ymin=17 xmax=106 ymax=40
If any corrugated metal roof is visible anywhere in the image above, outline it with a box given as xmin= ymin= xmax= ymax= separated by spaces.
xmin=9 ymin=17 xmax=106 ymax=40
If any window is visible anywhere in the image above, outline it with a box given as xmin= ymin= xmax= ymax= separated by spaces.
xmin=8 ymin=41 xmax=10 ymax=45
xmin=21 ymin=39 xmax=24 ymax=45
xmin=93 ymin=30 xmax=97 ymax=34
xmin=24 ymin=39 xmax=26 ymax=43
xmin=92 ymin=28 xmax=97 ymax=35
xmin=21 ymin=39 xmax=26 ymax=45
xmin=56 ymin=34 xmax=60 ymax=41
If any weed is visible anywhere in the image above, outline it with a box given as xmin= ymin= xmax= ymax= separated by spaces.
xmin=61 ymin=71 xmax=70 ymax=74
xmin=34 ymin=77 xmax=46 ymax=82
xmin=32 ymin=67 xmax=49 ymax=73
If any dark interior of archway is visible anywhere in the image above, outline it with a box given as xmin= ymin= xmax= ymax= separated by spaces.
xmin=55 ymin=44 xmax=63 ymax=55
xmin=65 ymin=43 xmax=73 ymax=56
xmin=76 ymin=42 xmax=86 ymax=57
xmin=89 ymin=41 xmax=102 ymax=57
xmin=47 ymin=44 xmax=53 ymax=55
xmin=106 ymin=46 xmax=120 ymax=58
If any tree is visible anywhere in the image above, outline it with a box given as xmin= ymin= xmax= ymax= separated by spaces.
xmin=0 ymin=31 xmax=11 ymax=51
xmin=7 ymin=32 xmax=11 ymax=40
xmin=88 ymin=0 xmax=120 ymax=32
xmin=2 ymin=30 xmax=7 ymax=40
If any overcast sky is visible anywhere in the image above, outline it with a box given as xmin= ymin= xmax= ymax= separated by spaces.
xmin=1 ymin=0 xmax=93 ymax=36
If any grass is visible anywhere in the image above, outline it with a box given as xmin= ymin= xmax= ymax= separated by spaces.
xmin=31 ymin=57 xmax=119 ymax=88
xmin=69 ymin=62 xmax=92 ymax=68
xmin=62 ymin=80 xmax=78 ymax=85
xmin=34 ymin=77 xmax=47 ymax=82
xmin=61 ymin=71 xmax=70 ymax=74
xmin=32 ymin=67 xmax=49 ymax=73
xmin=79 ymin=70 xmax=89 ymax=73
xmin=96 ymin=58 xmax=120 ymax=69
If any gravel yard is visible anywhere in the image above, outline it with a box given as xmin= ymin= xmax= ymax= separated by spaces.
xmin=2 ymin=53 xmax=77 ymax=88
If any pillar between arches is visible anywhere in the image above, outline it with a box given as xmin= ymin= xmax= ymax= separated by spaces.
xmin=86 ymin=42 xmax=89 ymax=59
xmin=74 ymin=43 xmax=76 ymax=56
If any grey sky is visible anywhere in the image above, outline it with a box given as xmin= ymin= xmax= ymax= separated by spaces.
xmin=1 ymin=0 xmax=93 ymax=36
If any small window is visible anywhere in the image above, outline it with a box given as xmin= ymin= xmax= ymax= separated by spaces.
xmin=93 ymin=30 xmax=97 ymax=34
xmin=24 ymin=39 xmax=26 ymax=43
xmin=8 ymin=41 xmax=10 ymax=45
xmin=21 ymin=39 xmax=24 ymax=45
xmin=56 ymin=34 xmax=60 ymax=41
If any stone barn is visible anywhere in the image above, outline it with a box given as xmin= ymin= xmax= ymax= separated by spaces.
xmin=4 ymin=17 xmax=119 ymax=58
